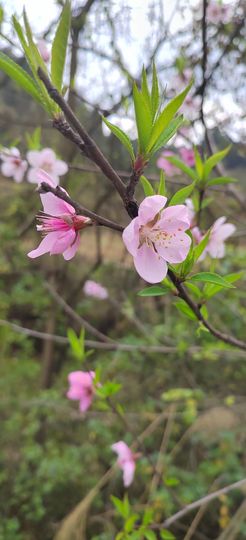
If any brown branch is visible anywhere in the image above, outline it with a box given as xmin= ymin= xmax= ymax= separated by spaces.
xmin=157 ymin=478 xmax=246 ymax=529
xmin=39 ymin=181 xmax=124 ymax=232
xmin=168 ymin=270 xmax=246 ymax=351
xmin=37 ymin=68 xmax=139 ymax=217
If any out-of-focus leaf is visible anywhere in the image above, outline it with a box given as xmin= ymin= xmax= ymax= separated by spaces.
xmin=207 ymin=176 xmax=237 ymax=187
xmin=0 ymin=51 xmax=42 ymax=103
xmin=194 ymin=147 xmax=203 ymax=179
xmin=165 ymin=155 xmax=197 ymax=181
xmin=174 ymin=299 xmax=197 ymax=320
xmin=140 ymin=175 xmax=155 ymax=196
xmin=188 ymin=272 xmax=235 ymax=288
xmin=203 ymin=146 xmax=231 ymax=179
xmin=51 ymin=0 xmax=71 ymax=90
xmin=158 ymin=170 xmax=166 ymax=195
xmin=203 ymin=272 xmax=244 ymax=299
xmin=138 ymin=286 xmax=170 ymax=297
xmin=102 ymin=116 xmax=135 ymax=161
xmin=169 ymin=182 xmax=195 ymax=205
xmin=151 ymin=115 xmax=184 ymax=155
xmin=151 ymin=62 xmax=159 ymax=119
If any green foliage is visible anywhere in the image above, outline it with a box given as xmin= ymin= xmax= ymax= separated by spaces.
xmin=133 ymin=82 xmax=153 ymax=154
xmin=0 ymin=51 xmax=42 ymax=104
xmin=140 ymin=175 xmax=155 ymax=196
xmin=102 ymin=117 xmax=135 ymax=161
xmin=164 ymin=155 xmax=197 ymax=181
xmin=51 ymin=0 xmax=71 ymax=91
xmin=188 ymin=272 xmax=235 ymax=288
xmin=203 ymin=146 xmax=231 ymax=180
xmin=138 ymin=286 xmax=170 ymax=297
xmin=25 ymin=127 xmax=42 ymax=150
xmin=168 ymin=181 xmax=195 ymax=206
xmin=157 ymin=170 xmax=166 ymax=196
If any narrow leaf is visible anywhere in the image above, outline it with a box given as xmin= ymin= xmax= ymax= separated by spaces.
xmin=102 ymin=116 xmax=135 ymax=161
xmin=203 ymin=146 xmax=231 ymax=179
xmin=207 ymin=176 xmax=237 ymax=187
xmin=138 ymin=286 xmax=170 ymax=297
xmin=165 ymin=155 xmax=197 ymax=181
xmin=141 ymin=66 xmax=151 ymax=111
xmin=51 ymin=0 xmax=71 ymax=90
xmin=169 ymin=182 xmax=195 ymax=206
xmin=158 ymin=169 xmax=166 ymax=195
xmin=204 ymin=272 xmax=244 ymax=299
xmin=175 ymin=299 xmax=197 ymax=320
xmin=140 ymin=175 xmax=155 ymax=196
xmin=194 ymin=147 xmax=203 ymax=180
xmin=0 ymin=51 xmax=42 ymax=103
xmin=147 ymin=79 xmax=192 ymax=153
xmin=193 ymin=229 xmax=211 ymax=263
xmin=188 ymin=272 xmax=235 ymax=288
xmin=151 ymin=115 xmax=184 ymax=155
xmin=133 ymin=83 xmax=153 ymax=153
xmin=151 ymin=62 xmax=159 ymax=119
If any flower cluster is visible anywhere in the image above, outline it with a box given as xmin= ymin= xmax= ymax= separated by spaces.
xmin=0 ymin=146 xmax=68 ymax=185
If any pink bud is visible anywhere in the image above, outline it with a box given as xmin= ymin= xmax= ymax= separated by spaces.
xmin=37 ymin=40 xmax=50 ymax=63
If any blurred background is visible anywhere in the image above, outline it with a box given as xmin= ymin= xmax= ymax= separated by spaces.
xmin=0 ymin=1 xmax=245 ymax=539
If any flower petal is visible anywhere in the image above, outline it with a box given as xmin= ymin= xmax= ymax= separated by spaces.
xmin=63 ymin=233 xmax=80 ymax=260
xmin=123 ymin=460 xmax=135 ymax=487
xmin=26 ymin=151 xmax=42 ymax=167
xmin=27 ymin=231 xmax=58 ymax=258
xmin=40 ymin=192 xmax=75 ymax=216
xmin=138 ymin=195 xmax=167 ymax=225
xmin=134 ymin=244 xmax=167 ymax=283
xmin=155 ymin=231 xmax=191 ymax=263
xmin=52 ymin=159 xmax=68 ymax=176
xmin=111 ymin=441 xmax=133 ymax=462
xmin=122 ymin=217 xmax=140 ymax=256
xmin=50 ymin=229 xmax=76 ymax=255
xmin=79 ymin=393 xmax=93 ymax=412
xmin=160 ymin=205 xmax=190 ymax=228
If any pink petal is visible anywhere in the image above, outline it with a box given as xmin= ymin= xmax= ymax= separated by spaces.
xmin=27 ymin=167 xmax=42 ymax=184
xmin=68 ymin=371 xmax=95 ymax=387
xmin=27 ymin=231 xmax=58 ymax=258
xmin=26 ymin=151 xmax=42 ymax=167
xmin=215 ymin=223 xmax=236 ymax=241
xmin=111 ymin=441 xmax=133 ymax=462
xmin=155 ymin=231 xmax=191 ymax=263
xmin=52 ymin=159 xmax=68 ymax=176
xmin=122 ymin=217 xmax=140 ymax=256
xmin=13 ymin=162 xmax=27 ymax=183
xmin=79 ymin=394 xmax=93 ymax=412
xmin=40 ymin=192 xmax=75 ymax=216
xmin=50 ymin=229 xmax=76 ymax=255
xmin=122 ymin=460 xmax=135 ymax=487
xmin=212 ymin=217 xmax=226 ymax=231
xmin=40 ymin=148 xmax=57 ymax=163
xmin=63 ymin=233 xmax=80 ymax=260
xmin=134 ymin=244 xmax=167 ymax=283
xmin=138 ymin=195 xmax=167 ymax=225
xmin=1 ymin=161 xmax=16 ymax=177
xmin=208 ymin=241 xmax=225 ymax=259
xmin=160 ymin=205 xmax=190 ymax=228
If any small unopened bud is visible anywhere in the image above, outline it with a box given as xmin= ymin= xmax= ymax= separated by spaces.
xmin=37 ymin=40 xmax=50 ymax=63
xmin=72 ymin=215 xmax=92 ymax=231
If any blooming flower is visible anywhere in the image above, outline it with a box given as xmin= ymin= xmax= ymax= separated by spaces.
xmin=111 ymin=441 xmax=137 ymax=487
xmin=157 ymin=151 xmax=179 ymax=177
xmin=179 ymin=148 xmax=195 ymax=167
xmin=83 ymin=280 xmax=108 ymax=300
xmin=207 ymin=1 xmax=232 ymax=24
xmin=200 ymin=217 xmax=236 ymax=260
xmin=67 ymin=371 xmax=95 ymax=412
xmin=123 ymin=195 xmax=191 ymax=283
xmin=37 ymin=40 xmax=50 ymax=62
xmin=27 ymin=170 xmax=91 ymax=260
xmin=1 ymin=147 xmax=27 ymax=183
xmin=26 ymin=148 xmax=68 ymax=185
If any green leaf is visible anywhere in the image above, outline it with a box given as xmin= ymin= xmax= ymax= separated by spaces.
xmin=102 ymin=117 xmax=135 ymax=161
xmin=23 ymin=9 xmax=49 ymax=75
xmin=133 ymin=82 xmax=153 ymax=153
xmin=151 ymin=62 xmax=159 ymax=119
xmin=138 ymin=286 xmax=170 ymax=297
xmin=144 ymin=531 xmax=157 ymax=540
xmin=164 ymin=155 xmax=197 ymax=181
xmin=0 ymin=51 xmax=42 ymax=103
xmin=125 ymin=514 xmax=139 ymax=533
xmin=174 ymin=299 xmax=197 ymax=320
xmin=193 ymin=229 xmax=211 ymax=263
xmin=147 ymin=79 xmax=192 ymax=153
xmin=151 ymin=115 xmax=184 ymax=155
xmin=203 ymin=272 xmax=244 ymax=299
xmin=51 ymin=0 xmax=71 ymax=90
xmin=141 ymin=67 xmax=151 ymax=112
xmin=194 ymin=147 xmax=203 ymax=179
xmin=207 ymin=176 xmax=238 ymax=187
xmin=25 ymin=126 xmax=42 ymax=150
xmin=169 ymin=182 xmax=195 ymax=206
xmin=111 ymin=496 xmax=129 ymax=519
xmin=158 ymin=170 xmax=166 ymax=195
xmin=203 ymin=146 xmax=231 ymax=180
xmin=188 ymin=272 xmax=235 ymax=288
xmin=160 ymin=530 xmax=176 ymax=540
xmin=140 ymin=175 xmax=155 ymax=196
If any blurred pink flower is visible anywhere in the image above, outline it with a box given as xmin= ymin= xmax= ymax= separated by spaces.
xmin=26 ymin=148 xmax=68 ymax=185
xmin=37 ymin=40 xmax=50 ymax=62
xmin=180 ymin=148 xmax=195 ymax=167
xmin=192 ymin=226 xmax=203 ymax=245
xmin=207 ymin=2 xmax=232 ymax=24
xmin=181 ymin=95 xmax=201 ymax=121
xmin=67 ymin=371 xmax=95 ymax=412
xmin=157 ymin=151 xmax=179 ymax=177
xmin=83 ymin=280 xmax=108 ymax=299
xmin=111 ymin=441 xmax=137 ymax=487
xmin=1 ymin=147 xmax=27 ymax=183
xmin=28 ymin=170 xmax=91 ymax=260
xmin=185 ymin=198 xmax=196 ymax=227
xmin=122 ymin=195 xmax=191 ymax=283
xmin=200 ymin=217 xmax=236 ymax=260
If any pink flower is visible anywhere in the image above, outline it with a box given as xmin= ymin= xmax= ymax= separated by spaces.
xmin=192 ymin=226 xmax=203 ymax=245
xmin=83 ymin=280 xmax=108 ymax=300
xmin=179 ymin=148 xmax=195 ymax=167
xmin=37 ymin=40 xmax=50 ymax=62
xmin=185 ymin=198 xmax=196 ymax=228
xmin=111 ymin=441 xmax=137 ymax=487
xmin=181 ymin=95 xmax=201 ymax=121
xmin=27 ymin=170 xmax=91 ymax=260
xmin=67 ymin=371 xmax=95 ymax=412
xmin=207 ymin=2 xmax=232 ymax=24
xmin=26 ymin=148 xmax=68 ymax=185
xmin=122 ymin=195 xmax=191 ymax=283
xmin=200 ymin=217 xmax=236 ymax=260
xmin=157 ymin=151 xmax=179 ymax=177
xmin=1 ymin=147 xmax=27 ymax=183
